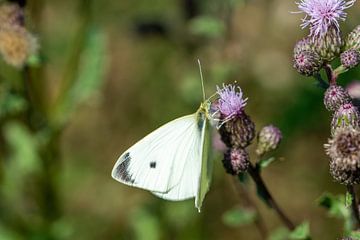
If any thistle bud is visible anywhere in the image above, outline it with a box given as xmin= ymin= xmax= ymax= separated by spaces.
xmin=256 ymin=125 xmax=282 ymax=156
xmin=345 ymin=25 xmax=360 ymax=51
xmin=330 ymin=160 xmax=360 ymax=185
xmin=294 ymin=37 xmax=313 ymax=54
xmin=323 ymin=85 xmax=351 ymax=111
xmin=325 ymin=128 xmax=360 ymax=171
xmin=0 ymin=3 xmax=24 ymax=27
xmin=331 ymin=103 xmax=360 ymax=135
xmin=312 ymin=26 xmax=343 ymax=62
xmin=293 ymin=50 xmax=322 ymax=76
xmin=340 ymin=49 xmax=360 ymax=69
xmin=219 ymin=112 xmax=255 ymax=148
xmin=0 ymin=26 xmax=38 ymax=68
xmin=222 ymin=148 xmax=250 ymax=175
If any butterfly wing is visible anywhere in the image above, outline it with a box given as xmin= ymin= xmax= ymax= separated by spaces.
xmin=111 ymin=114 xmax=202 ymax=197
xmin=195 ymin=112 xmax=212 ymax=211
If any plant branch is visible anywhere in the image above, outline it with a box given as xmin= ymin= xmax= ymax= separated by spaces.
xmin=347 ymin=185 xmax=360 ymax=229
xmin=230 ymin=177 xmax=268 ymax=239
xmin=247 ymin=163 xmax=296 ymax=231
xmin=323 ymin=64 xmax=337 ymax=85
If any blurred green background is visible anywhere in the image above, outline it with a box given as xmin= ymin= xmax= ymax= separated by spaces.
xmin=1 ymin=0 xmax=360 ymax=239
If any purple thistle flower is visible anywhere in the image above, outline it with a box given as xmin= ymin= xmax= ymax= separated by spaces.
xmin=216 ymin=84 xmax=247 ymax=120
xmin=295 ymin=0 xmax=356 ymax=38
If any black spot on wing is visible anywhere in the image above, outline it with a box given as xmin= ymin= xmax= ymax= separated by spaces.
xmin=114 ymin=152 xmax=135 ymax=184
xmin=150 ymin=161 xmax=156 ymax=168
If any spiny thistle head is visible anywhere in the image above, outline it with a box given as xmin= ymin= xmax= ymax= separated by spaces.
xmin=0 ymin=26 xmax=38 ymax=68
xmin=223 ymin=148 xmax=250 ymax=175
xmin=331 ymin=103 xmax=360 ymax=134
xmin=340 ymin=49 xmax=360 ymax=69
xmin=256 ymin=125 xmax=282 ymax=156
xmin=295 ymin=0 xmax=356 ymax=38
xmin=325 ymin=128 xmax=360 ymax=171
xmin=0 ymin=3 xmax=24 ymax=27
xmin=219 ymin=112 xmax=256 ymax=148
xmin=323 ymin=84 xmax=351 ymax=111
xmin=216 ymin=84 xmax=247 ymax=120
xmin=330 ymin=158 xmax=360 ymax=184
xmin=293 ymin=50 xmax=322 ymax=76
xmin=311 ymin=26 xmax=343 ymax=62
xmin=294 ymin=37 xmax=313 ymax=54
xmin=345 ymin=25 xmax=360 ymax=51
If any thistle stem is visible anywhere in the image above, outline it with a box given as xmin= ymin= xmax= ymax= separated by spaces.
xmin=247 ymin=163 xmax=296 ymax=231
xmin=323 ymin=64 xmax=337 ymax=85
xmin=347 ymin=185 xmax=360 ymax=228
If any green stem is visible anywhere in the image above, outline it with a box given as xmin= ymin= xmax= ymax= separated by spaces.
xmin=347 ymin=185 xmax=360 ymax=229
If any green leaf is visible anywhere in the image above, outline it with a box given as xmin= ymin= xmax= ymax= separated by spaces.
xmin=317 ymin=193 xmax=349 ymax=219
xmin=350 ymin=231 xmax=360 ymax=239
xmin=345 ymin=191 xmax=353 ymax=208
xmin=259 ymin=157 xmax=276 ymax=170
xmin=222 ymin=207 xmax=257 ymax=227
xmin=1 ymin=122 xmax=40 ymax=202
xmin=0 ymin=90 xmax=27 ymax=118
xmin=289 ymin=222 xmax=310 ymax=240
xmin=131 ymin=208 xmax=161 ymax=240
xmin=54 ymin=27 xmax=107 ymax=125
xmin=189 ymin=16 xmax=225 ymax=38
xmin=268 ymin=227 xmax=290 ymax=240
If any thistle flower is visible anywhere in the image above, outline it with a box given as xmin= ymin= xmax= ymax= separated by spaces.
xmin=294 ymin=37 xmax=313 ymax=54
xmin=331 ymin=103 xmax=360 ymax=134
xmin=323 ymin=84 xmax=351 ymax=111
xmin=311 ymin=26 xmax=343 ymax=62
xmin=223 ymin=148 xmax=250 ymax=175
xmin=340 ymin=49 xmax=360 ymax=69
xmin=295 ymin=0 xmax=356 ymax=38
xmin=256 ymin=125 xmax=282 ymax=156
xmin=216 ymin=84 xmax=247 ymax=120
xmin=330 ymin=159 xmax=360 ymax=185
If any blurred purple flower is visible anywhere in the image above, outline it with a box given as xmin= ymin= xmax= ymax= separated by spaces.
xmin=295 ymin=0 xmax=356 ymax=38
xmin=216 ymin=84 xmax=247 ymax=120
xmin=346 ymin=81 xmax=360 ymax=99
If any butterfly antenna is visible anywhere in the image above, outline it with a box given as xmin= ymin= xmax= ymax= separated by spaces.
xmin=197 ymin=59 xmax=206 ymax=101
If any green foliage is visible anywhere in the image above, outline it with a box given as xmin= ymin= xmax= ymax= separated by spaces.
xmin=350 ymin=231 xmax=360 ymax=239
xmin=189 ymin=16 xmax=225 ymax=39
xmin=1 ymin=122 xmax=40 ymax=203
xmin=131 ymin=208 xmax=161 ymax=240
xmin=222 ymin=207 xmax=257 ymax=227
xmin=268 ymin=227 xmax=289 ymax=240
xmin=0 ymin=87 xmax=27 ymax=118
xmin=317 ymin=193 xmax=350 ymax=219
xmin=258 ymin=157 xmax=276 ymax=170
xmin=54 ymin=27 xmax=107 ymax=126
xmin=289 ymin=222 xmax=310 ymax=240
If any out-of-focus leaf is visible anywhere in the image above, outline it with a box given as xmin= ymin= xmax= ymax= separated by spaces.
xmin=131 ymin=208 xmax=161 ymax=240
xmin=317 ymin=193 xmax=349 ymax=219
xmin=27 ymin=54 xmax=42 ymax=67
xmin=259 ymin=157 xmax=276 ymax=170
xmin=289 ymin=221 xmax=310 ymax=240
xmin=189 ymin=16 xmax=225 ymax=39
xmin=222 ymin=207 xmax=257 ymax=227
xmin=0 ymin=226 xmax=23 ymax=240
xmin=54 ymin=27 xmax=107 ymax=125
xmin=350 ymin=231 xmax=360 ymax=238
xmin=1 ymin=122 xmax=40 ymax=202
xmin=164 ymin=201 xmax=195 ymax=228
xmin=0 ymin=90 xmax=27 ymax=118
xmin=345 ymin=191 xmax=353 ymax=208
xmin=238 ymin=172 xmax=249 ymax=183
xmin=268 ymin=227 xmax=289 ymax=240
xmin=50 ymin=218 xmax=74 ymax=240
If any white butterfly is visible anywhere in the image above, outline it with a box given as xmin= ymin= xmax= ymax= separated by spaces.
xmin=111 ymin=61 xmax=213 ymax=212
